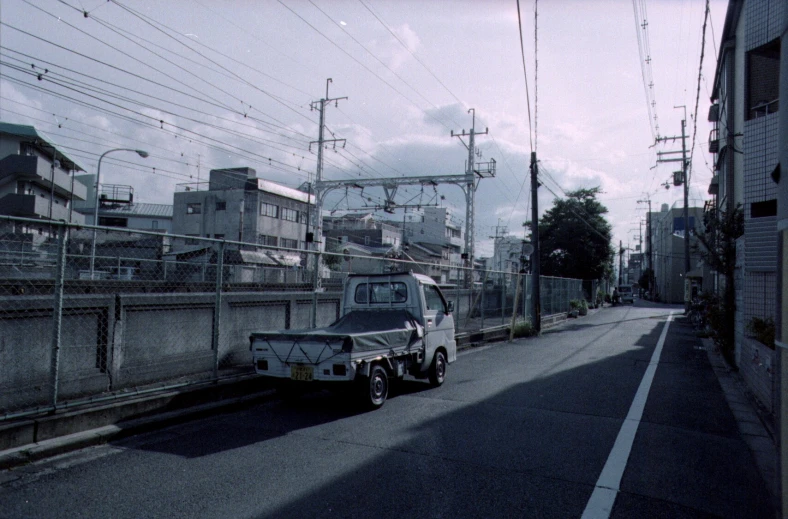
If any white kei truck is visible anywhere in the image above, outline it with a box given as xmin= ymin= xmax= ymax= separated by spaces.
xmin=250 ymin=272 xmax=457 ymax=409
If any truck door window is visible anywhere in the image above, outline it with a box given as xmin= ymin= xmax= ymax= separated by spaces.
xmin=424 ymin=285 xmax=447 ymax=313
xmin=354 ymin=282 xmax=408 ymax=304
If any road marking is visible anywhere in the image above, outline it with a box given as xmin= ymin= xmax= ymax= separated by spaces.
xmin=581 ymin=311 xmax=674 ymax=519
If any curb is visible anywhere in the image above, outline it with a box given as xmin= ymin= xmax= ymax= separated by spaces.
xmin=0 ymin=388 xmax=277 ymax=471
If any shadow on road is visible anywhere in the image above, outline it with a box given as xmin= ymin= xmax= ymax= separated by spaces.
xmin=119 ymin=311 xmax=771 ymax=518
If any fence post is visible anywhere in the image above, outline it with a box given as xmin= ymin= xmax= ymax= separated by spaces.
xmin=501 ymin=271 xmax=506 ymax=325
xmin=212 ymin=242 xmax=225 ymax=381
xmin=49 ymin=224 xmax=68 ymax=408
xmin=480 ymin=272 xmax=486 ymax=330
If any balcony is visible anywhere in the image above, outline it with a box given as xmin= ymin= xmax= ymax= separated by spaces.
xmin=708 ymin=128 xmax=719 ymax=154
xmin=0 ymin=193 xmax=84 ymax=223
xmin=0 ymin=154 xmax=87 ymax=201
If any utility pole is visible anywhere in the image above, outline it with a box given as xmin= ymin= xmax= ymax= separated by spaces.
xmin=618 ymin=240 xmax=624 ymax=286
xmin=309 ymin=78 xmax=347 ymax=327
xmin=491 ymin=220 xmax=508 ymax=325
xmin=656 ymin=108 xmax=690 ymax=310
xmin=451 ymin=109 xmax=491 ymax=288
xmin=530 ymin=151 xmax=541 ymax=334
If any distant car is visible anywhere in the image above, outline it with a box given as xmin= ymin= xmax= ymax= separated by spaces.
xmin=617 ymin=285 xmax=634 ymax=304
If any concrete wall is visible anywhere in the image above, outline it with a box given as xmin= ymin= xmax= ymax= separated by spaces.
xmin=0 ymin=290 xmax=341 ymax=413
xmin=739 ymin=336 xmax=776 ymax=413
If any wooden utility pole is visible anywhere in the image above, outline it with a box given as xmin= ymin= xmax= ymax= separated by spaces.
xmin=530 ymin=151 xmax=541 ymax=334
xmin=656 ymin=110 xmax=690 ymax=309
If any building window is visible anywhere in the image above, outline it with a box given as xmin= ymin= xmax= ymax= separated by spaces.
xmin=281 ymin=207 xmax=298 ymax=222
xmin=258 ymin=234 xmax=278 ymax=247
xmin=215 ymin=201 xmax=226 ymax=211
xmin=747 ymin=40 xmax=780 ymax=120
xmin=300 ymin=211 xmax=309 ymax=224
xmin=751 ymin=199 xmax=777 ymax=218
xmin=187 ymin=203 xmax=201 ymax=214
xmin=280 ymin=238 xmax=298 ymax=249
xmin=151 ymin=220 xmax=159 ymax=229
xmin=260 ymin=202 xmax=278 ymax=218
xmin=364 ymin=236 xmax=370 ymax=245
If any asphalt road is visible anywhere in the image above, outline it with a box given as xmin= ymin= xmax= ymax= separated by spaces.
xmin=0 ymin=302 xmax=774 ymax=518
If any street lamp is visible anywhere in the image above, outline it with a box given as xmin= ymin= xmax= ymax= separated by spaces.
xmin=89 ymin=148 xmax=149 ymax=279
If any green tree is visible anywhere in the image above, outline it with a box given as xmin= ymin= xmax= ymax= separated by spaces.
xmin=532 ymin=187 xmax=613 ymax=280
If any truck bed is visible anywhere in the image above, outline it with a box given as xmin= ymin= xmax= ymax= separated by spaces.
xmin=251 ymin=309 xmax=424 ymax=364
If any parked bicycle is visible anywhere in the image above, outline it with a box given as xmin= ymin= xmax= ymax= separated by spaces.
xmin=688 ymin=299 xmax=707 ymax=330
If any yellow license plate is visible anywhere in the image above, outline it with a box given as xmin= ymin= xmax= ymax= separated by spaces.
xmin=290 ymin=365 xmax=313 ymax=381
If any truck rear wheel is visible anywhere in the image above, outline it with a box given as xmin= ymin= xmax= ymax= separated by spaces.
xmin=362 ymin=364 xmax=389 ymax=409
xmin=428 ymin=350 xmax=447 ymax=387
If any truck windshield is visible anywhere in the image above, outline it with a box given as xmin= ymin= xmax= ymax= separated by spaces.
xmin=354 ymin=282 xmax=408 ymax=304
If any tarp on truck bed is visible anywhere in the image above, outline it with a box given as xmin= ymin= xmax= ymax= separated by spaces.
xmin=251 ymin=310 xmax=422 ymax=353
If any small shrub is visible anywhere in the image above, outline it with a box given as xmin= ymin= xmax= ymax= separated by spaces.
xmin=512 ymin=320 xmax=535 ymax=338
xmin=579 ymin=299 xmax=589 ymax=316
xmin=569 ymin=299 xmax=581 ymax=310
xmin=747 ymin=317 xmax=776 ymax=349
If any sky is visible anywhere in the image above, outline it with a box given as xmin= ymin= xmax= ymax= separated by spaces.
xmin=0 ymin=0 xmax=727 ymax=258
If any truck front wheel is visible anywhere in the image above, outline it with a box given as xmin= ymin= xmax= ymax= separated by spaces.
xmin=363 ymin=364 xmax=389 ymax=409
xmin=428 ymin=350 xmax=447 ymax=387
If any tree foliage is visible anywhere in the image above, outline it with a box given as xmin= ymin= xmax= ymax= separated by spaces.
xmin=533 ymin=187 xmax=613 ymax=280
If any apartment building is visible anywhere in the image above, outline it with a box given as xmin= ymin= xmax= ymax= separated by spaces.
xmin=323 ymin=212 xmax=401 ymax=249
xmin=710 ymin=0 xmax=782 ymax=365
xmin=650 ymin=203 xmax=706 ymax=304
xmin=172 ymin=167 xmax=312 ymax=251
xmin=0 ymin=122 xmax=86 ymax=234
xmin=399 ymin=206 xmax=464 ymax=284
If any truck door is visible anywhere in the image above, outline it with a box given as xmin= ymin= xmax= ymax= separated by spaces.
xmin=422 ymin=284 xmax=456 ymax=363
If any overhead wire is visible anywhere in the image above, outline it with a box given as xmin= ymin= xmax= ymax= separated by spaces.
xmin=0 ymin=50 xmax=313 ymax=152
xmin=0 ymin=66 xmax=312 ymax=178
xmin=106 ymin=0 xmax=317 ymax=127
xmin=688 ymin=0 xmax=711 ymax=185
xmin=515 ymin=0 xmax=534 ymax=153
xmin=0 ymin=23 xmax=308 ymax=139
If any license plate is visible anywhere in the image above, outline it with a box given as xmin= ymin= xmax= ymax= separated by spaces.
xmin=290 ymin=365 xmax=313 ymax=381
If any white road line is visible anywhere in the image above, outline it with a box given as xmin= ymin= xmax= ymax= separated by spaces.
xmin=580 ymin=311 xmax=674 ymax=519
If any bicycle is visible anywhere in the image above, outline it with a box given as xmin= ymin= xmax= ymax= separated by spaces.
xmin=688 ymin=300 xmax=706 ymax=329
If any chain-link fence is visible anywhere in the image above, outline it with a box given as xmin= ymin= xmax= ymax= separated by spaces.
xmin=0 ymin=215 xmax=589 ymax=419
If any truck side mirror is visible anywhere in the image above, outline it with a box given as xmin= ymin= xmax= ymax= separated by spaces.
xmin=446 ymin=301 xmax=454 ymax=313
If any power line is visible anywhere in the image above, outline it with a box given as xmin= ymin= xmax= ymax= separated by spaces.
xmin=688 ymin=0 xmax=711 ymax=187
xmin=631 ymin=0 xmax=660 ymax=140
xmin=0 ymin=50 xmax=313 ymax=152
xmin=0 ymin=74 xmax=311 ymax=180
xmin=0 ymin=22 xmax=308 ymax=139
xmin=516 ymin=0 xmax=534 ymax=153
xmin=357 ymin=0 xmax=465 ymax=107
xmin=0 ymin=64 xmax=312 ymax=178
xmin=106 ymin=0 xmax=316 ymax=127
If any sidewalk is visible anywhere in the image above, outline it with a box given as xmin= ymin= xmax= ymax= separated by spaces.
xmin=613 ymin=314 xmax=778 ymax=517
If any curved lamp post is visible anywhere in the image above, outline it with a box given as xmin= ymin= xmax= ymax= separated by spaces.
xmin=89 ymin=148 xmax=149 ymax=279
